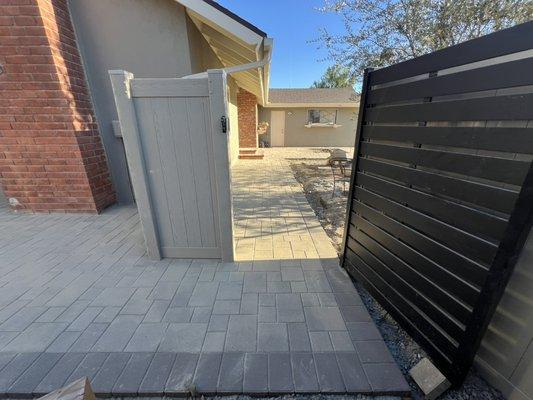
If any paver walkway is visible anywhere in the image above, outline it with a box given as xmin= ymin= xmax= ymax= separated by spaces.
xmin=0 ymin=149 xmax=408 ymax=397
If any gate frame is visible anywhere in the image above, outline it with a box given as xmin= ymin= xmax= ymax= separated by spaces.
xmin=340 ymin=22 xmax=533 ymax=386
xmin=109 ymin=69 xmax=235 ymax=262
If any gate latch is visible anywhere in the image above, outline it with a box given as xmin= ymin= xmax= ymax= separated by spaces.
xmin=221 ymin=116 xmax=228 ymax=134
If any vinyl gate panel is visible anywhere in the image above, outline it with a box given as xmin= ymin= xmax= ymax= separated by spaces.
xmin=110 ymin=71 xmax=234 ymax=261
xmin=134 ymin=96 xmax=219 ymax=258
xmin=341 ymin=21 xmax=533 ymax=385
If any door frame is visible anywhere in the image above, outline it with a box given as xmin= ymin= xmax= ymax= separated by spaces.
xmin=270 ymin=110 xmax=286 ymax=147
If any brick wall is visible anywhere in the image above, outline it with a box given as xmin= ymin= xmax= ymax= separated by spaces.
xmin=0 ymin=0 xmax=116 ymax=213
xmin=237 ymin=88 xmax=258 ymax=148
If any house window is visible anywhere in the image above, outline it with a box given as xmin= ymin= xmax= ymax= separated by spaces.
xmin=307 ymin=109 xmax=337 ymax=125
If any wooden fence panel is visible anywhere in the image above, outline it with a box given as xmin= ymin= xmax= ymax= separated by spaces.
xmin=341 ymin=21 xmax=533 ymax=385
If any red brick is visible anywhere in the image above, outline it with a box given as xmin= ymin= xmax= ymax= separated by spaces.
xmin=0 ymin=0 xmax=116 ymax=213
xmin=237 ymin=88 xmax=258 ymax=148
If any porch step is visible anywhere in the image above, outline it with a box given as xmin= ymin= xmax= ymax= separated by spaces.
xmin=239 ymin=148 xmax=264 ymax=159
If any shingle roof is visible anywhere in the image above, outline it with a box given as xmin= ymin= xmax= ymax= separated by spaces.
xmin=268 ymin=88 xmax=359 ymax=105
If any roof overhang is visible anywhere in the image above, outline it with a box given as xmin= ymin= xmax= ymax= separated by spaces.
xmin=176 ymin=0 xmax=272 ymax=105
xmin=264 ymin=103 xmax=359 ymax=108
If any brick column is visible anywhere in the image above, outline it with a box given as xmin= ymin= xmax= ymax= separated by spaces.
xmin=0 ymin=0 xmax=116 ymax=213
xmin=237 ymin=88 xmax=258 ymax=148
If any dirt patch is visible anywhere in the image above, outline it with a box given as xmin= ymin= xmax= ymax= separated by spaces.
xmin=287 ymin=149 xmax=504 ymax=400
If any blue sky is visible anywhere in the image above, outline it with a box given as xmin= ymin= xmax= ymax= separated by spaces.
xmin=217 ymin=0 xmax=345 ymax=88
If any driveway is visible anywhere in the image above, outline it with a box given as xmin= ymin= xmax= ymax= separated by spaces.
xmin=0 ymin=149 xmax=408 ymax=397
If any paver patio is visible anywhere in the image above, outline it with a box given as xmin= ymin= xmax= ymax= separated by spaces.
xmin=0 ymin=149 xmax=408 ymax=397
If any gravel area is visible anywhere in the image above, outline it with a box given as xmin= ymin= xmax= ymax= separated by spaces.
xmin=287 ymin=148 xmax=505 ymax=400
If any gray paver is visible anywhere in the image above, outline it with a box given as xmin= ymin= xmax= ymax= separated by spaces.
xmin=191 ymin=307 xmax=212 ymax=323
xmin=217 ymin=282 xmax=242 ymax=300
xmin=336 ymin=352 xmax=371 ymax=393
xmin=91 ymin=288 xmax=135 ymax=307
xmin=309 ymin=332 xmax=333 ymax=351
xmin=7 ymin=352 xmax=61 ymax=396
xmin=35 ymin=353 xmax=86 ymax=393
xmin=139 ymin=353 xmax=175 ymax=394
xmin=314 ymin=353 xmax=345 ymax=393
xmin=243 ymin=353 xmax=268 ymax=394
xmin=194 ymin=353 xmax=222 ymax=394
xmin=46 ymin=331 xmax=82 ymax=352
xmin=0 ymin=151 xmax=407 ymax=397
xmin=189 ymin=282 xmax=219 ymax=307
xmin=163 ymin=307 xmax=193 ymax=323
xmin=330 ymin=331 xmax=356 ymax=351
xmin=291 ymin=353 xmax=319 ymax=393
xmin=159 ymin=323 xmax=207 ymax=352
xmin=355 ymin=340 xmax=395 ymax=363
xmin=268 ymin=353 xmax=293 ymax=393
xmin=202 ymin=332 xmax=226 ymax=352
xmin=340 ymin=305 xmax=372 ymax=322
xmin=347 ymin=322 xmax=382 ymax=341
xmin=143 ymin=300 xmax=170 ymax=323
xmin=225 ymin=315 xmax=257 ymax=352
xmin=166 ymin=353 xmax=199 ymax=393
xmin=91 ymin=353 xmax=131 ymax=394
xmin=218 ymin=352 xmax=244 ymax=393
xmin=288 ymin=323 xmax=311 ymax=351
xmin=305 ymin=307 xmax=346 ymax=331
xmin=69 ymin=323 xmax=107 ymax=352
xmin=66 ymin=307 xmax=102 ymax=331
xmin=92 ymin=315 xmax=142 ymax=352
xmin=3 ymin=323 xmax=67 ymax=352
xmin=363 ymin=363 xmax=410 ymax=394
xmin=240 ymin=293 xmax=258 ymax=314
xmin=258 ymin=323 xmax=288 ymax=352
xmin=113 ymin=353 xmax=153 ymax=395
xmin=208 ymin=315 xmax=229 ymax=332
xmin=125 ymin=323 xmax=168 ymax=352
xmin=67 ymin=352 xmax=108 ymax=382
xmin=258 ymin=306 xmax=276 ymax=322
xmin=213 ymin=300 xmax=240 ymax=315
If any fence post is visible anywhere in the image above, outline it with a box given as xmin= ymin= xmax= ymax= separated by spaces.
xmin=340 ymin=68 xmax=373 ymax=268
xmin=207 ymin=69 xmax=235 ymax=262
xmin=109 ymin=70 xmax=161 ymax=260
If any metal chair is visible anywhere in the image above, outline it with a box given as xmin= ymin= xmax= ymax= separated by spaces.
xmin=329 ymin=157 xmax=352 ymax=197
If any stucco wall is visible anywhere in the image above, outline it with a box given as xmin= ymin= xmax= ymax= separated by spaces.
xmin=475 ymin=229 xmax=533 ymax=400
xmin=68 ymin=0 xmax=201 ymax=203
xmin=259 ymin=107 xmax=358 ymax=147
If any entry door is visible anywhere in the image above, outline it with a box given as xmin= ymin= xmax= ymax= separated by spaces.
xmin=110 ymin=70 xmax=234 ymax=261
xmin=270 ymin=111 xmax=285 ymax=147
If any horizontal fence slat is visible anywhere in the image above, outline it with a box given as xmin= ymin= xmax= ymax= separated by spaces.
xmin=351 ymin=215 xmax=479 ymax=307
xmin=368 ymin=57 xmax=533 ymax=104
xmin=344 ymin=250 xmax=458 ymax=360
xmin=362 ymin=126 xmax=533 ymax=154
xmin=360 ymin=142 xmax=530 ymax=186
xmin=352 ymin=201 xmax=488 ymax=286
xmin=348 ymin=236 xmax=465 ymax=340
xmin=354 ymin=187 xmax=498 ymax=265
xmin=131 ymin=78 xmax=209 ymax=98
xmin=369 ymin=21 xmax=533 ymax=85
xmin=349 ymin=230 xmax=472 ymax=325
xmin=358 ymin=158 xmax=518 ymax=214
xmin=365 ymin=93 xmax=533 ymax=123
xmin=356 ymin=173 xmax=508 ymax=241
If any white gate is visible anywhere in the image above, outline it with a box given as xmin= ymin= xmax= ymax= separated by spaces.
xmin=110 ymin=70 xmax=234 ymax=261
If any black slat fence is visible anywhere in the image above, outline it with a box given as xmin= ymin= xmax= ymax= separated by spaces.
xmin=341 ymin=21 xmax=533 ymax=385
